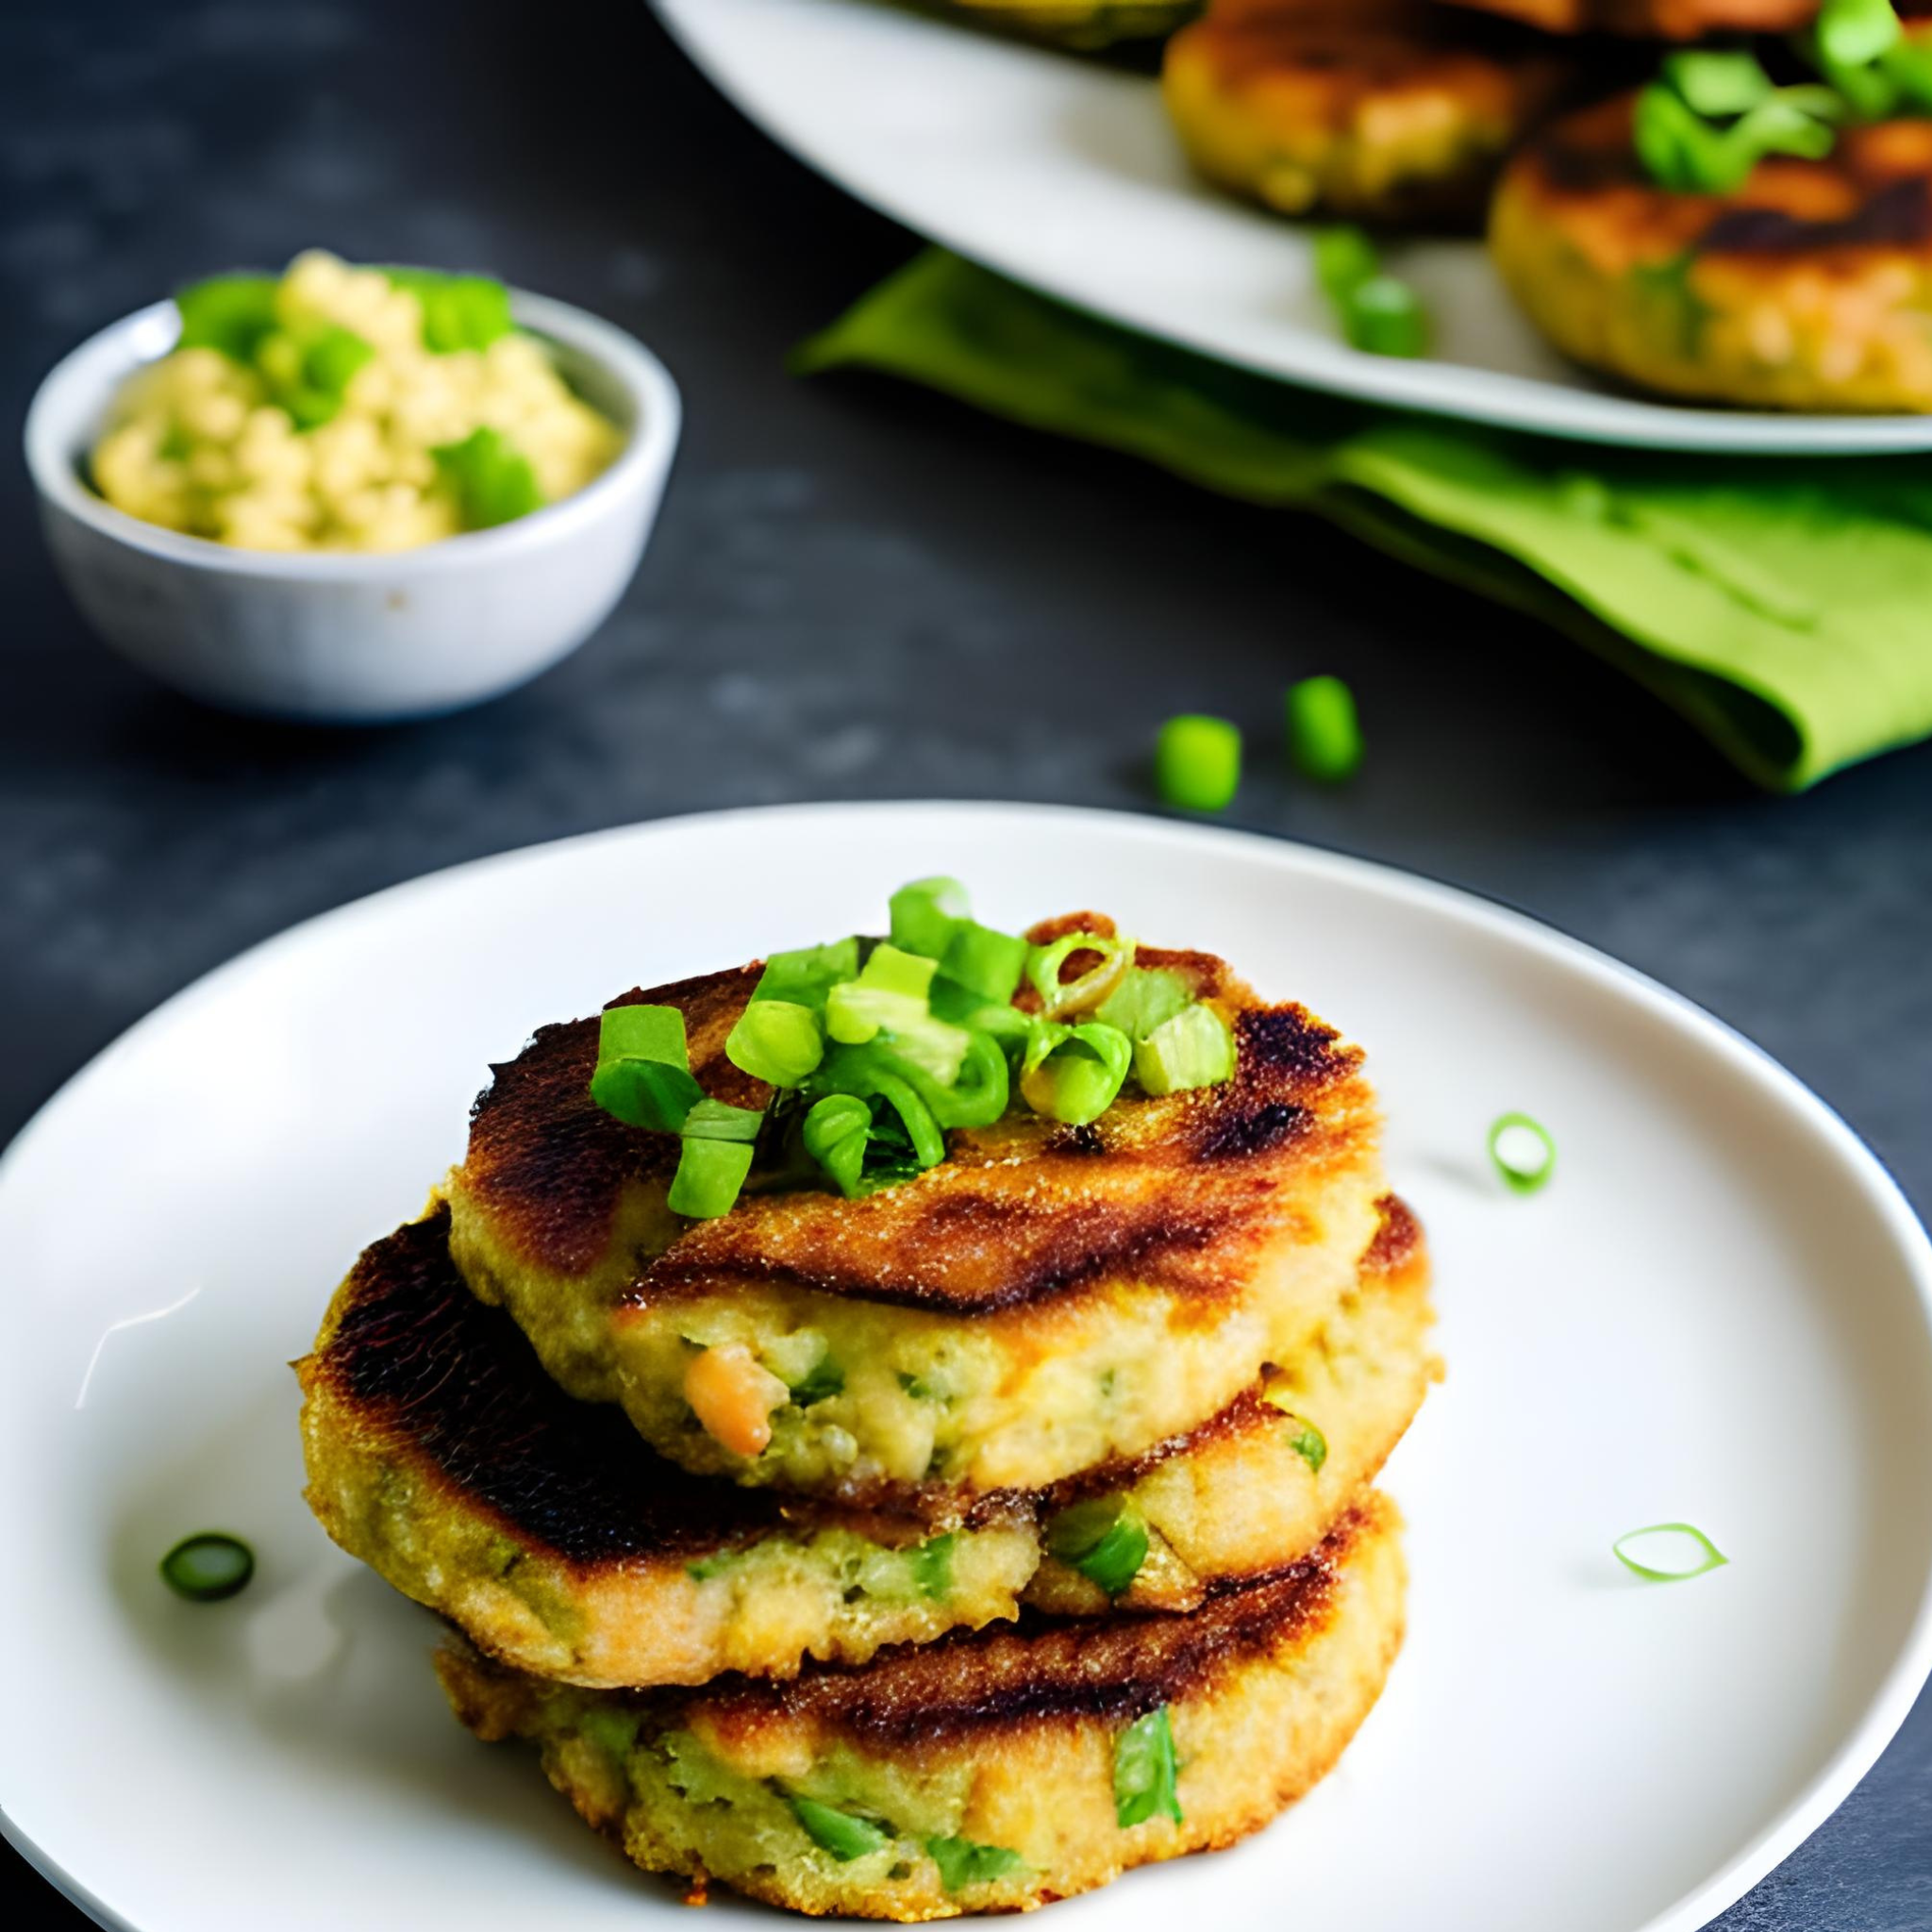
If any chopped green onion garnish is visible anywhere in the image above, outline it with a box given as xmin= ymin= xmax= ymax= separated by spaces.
xmin=1287 ymin=1420 xmax=1327 ymax=1473
xmin=1155 ymin=714 xmax=1241 ymax=813
xmin=1285 ymin=674 xmax=1364 ymax=784
xmin=757 ymin=938 xmax=861 ymax=1008
xmin=725 ymin=997 xmax=824 ymax=1088
xmin=878 ymin=1030 xmax=1010 ymax=1130
xmin=175 ymin=275 xmax=281 ymax=364
xmin=1028 ymin=929 xmax=1133 ymax=1021
xmin=257 ymin=322 xmax=375 ymax=430
xmin=668 ymin=1135 xmax=755 ymax=1218
xmin=790 ymin=1794 xmax=891 ymax=1861
xmin=1341 ymin=275 xmax=1430 ymax=358
xmin=1133 ymin=1003 xmax=1233 ymax=1097
xmin=1113 ymin=1707 xmax=1183 ymax=1828
xmin=385 ymin=268 xmax=515 ymax=353
xmin=1046 ymin=1497 xmax=1149 ymax=1597
xmin=1662 ymin=49 xmax=1773 ymax=118
xmin=590 ymin=1004 xmax=706 ymax=1132
xmin=1488 ymin=1111 xmax=1557 ymax=1194
xmin=1020 ymin=1021 xmax=1133 ymax=1126
xmin=802 ymin=1092 xmax=873 ymax=1197
xmin=1816 ymin=0 xmax=1902 ymax=69
xmin=1094 ymin=966 xmax=1192 ymax=1042
xmin=787 ymin=1356 xmax=845 ymax=1407
xmin=940 ymin=921 xmax=1029 ymax=1006
xmin=1312 ymin=225 xmax=1379 ymax=307
xmin=679 ymin=1097 xmax=764 ymax=1142
xmin=909 ymin=1532 xmax=958 ymax=1599
xmin=1612 ymin=1523 xmax=1729 ymax=1583
xmin=159 ymin=1532 xmax=255 ymax=1603
xmin=432 ymin=425 xmax=544 ymax=530
xmin=890 ymin=876 xmax=971 ymax=958
xmin=926 ymin=1836 xmax=1026 ymax=1892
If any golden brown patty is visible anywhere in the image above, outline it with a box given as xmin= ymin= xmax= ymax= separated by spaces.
xmin=1440 ymin=0 xmax=1815 ymax=37
xmin=436 ymin=1495 xmax=1407 ymax=1920
xmin=445 ymin=924 xmax=1387 ymax=1505
xmin=1164 ymin=0 xmax=1575 ymax=226
xmin=1491 ymin=94 xmax=1932 ymax=411
xmin=299 ymin=1201 xmax=1435 ymax=1685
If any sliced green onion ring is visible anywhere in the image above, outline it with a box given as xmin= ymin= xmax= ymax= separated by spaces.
xmin=159 ymin=1532 xmax=256 ymax=1602
xmin=1488 ymin=1111 xmax=1557 ymax=1194
xmin=941 ymin=920 xmax=1029 ymax=1006
xmin=1020 ymin=1021 xmax=1134 ymax=1126
xmin=1094 ymin=966 xmax=1192 ymax=1042
xmin=1155 ymin=713 xmax=1241 ymax=813
xmin=590 ymin=1004 xmax=706 ymax=1132
xmin=668 ymin=1135 xmax=755 ymax=1218
xmin=1612 ymin=1523 xmax=1729 ymax=1583
xmin=890 ymin=876 xmax=971 ymax=958
xmin=725 ymin=997 xmax=824 ymax=1088
xmin=1027 ymin=930 xmax=1134 ymax=1021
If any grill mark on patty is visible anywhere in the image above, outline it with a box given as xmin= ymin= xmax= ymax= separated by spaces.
xmin=666 ymin=1505 xmax=1379 ymax=1744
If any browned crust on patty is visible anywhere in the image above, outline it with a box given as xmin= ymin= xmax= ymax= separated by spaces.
xmin=458 ymin=934 xmax=1378 ymax=1320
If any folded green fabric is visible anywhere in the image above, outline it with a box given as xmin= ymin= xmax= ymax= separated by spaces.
xmin=797 ymin=250 xmax=1932 ymax=791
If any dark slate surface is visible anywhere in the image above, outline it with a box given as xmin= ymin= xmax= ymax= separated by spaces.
xmin=2 ymin=2 xmax=1929 ymax=1926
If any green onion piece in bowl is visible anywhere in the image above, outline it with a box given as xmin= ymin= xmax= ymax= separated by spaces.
xmin=890 ymin=876 xmax=971 ymax=958
xmin=590 ymin=1004 xmax=706 ymax=1132
xmin=668 ymin=1134 xmax=755 ymax=1218
xmin=1612 ymin=1523 xmax=1729 ymax=1582
xmin=1047 ymin=1497 xmax=1150 ymax=1597
xmin=1488 ymin=1111 xmax=1557 ymax=1194
xmin=1286 ymin=675 xmax=1364 ymax=783
xmin=160 ymin=1532 xmax=255 ymax=1603
xmin=726 ymin=997 xmax=824 ymax=1087
xmin=1113 ymin=1707 xmax=1183 ymax=1827
xmin=1155 ymin=714 xmax=1241 ymax=813
xmin=790 ymin=1795 xmax=891 ymax=1861
xmin=1134 ymin=1004 xmax=1234 ymax=1097
xmin=432 ymin=425 xmax=545 ymax=530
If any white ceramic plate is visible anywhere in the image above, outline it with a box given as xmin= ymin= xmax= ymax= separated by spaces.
xmin=653 ymin=0 xmax=1932 ymax=454
xmin=4 ymin=802 xmax=1931 ymax=1932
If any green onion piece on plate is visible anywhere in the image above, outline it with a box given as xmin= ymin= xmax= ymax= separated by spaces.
xmin=801 ymin=1092 xmax=874 ymax=1196
xmin=590 ymin=1004 xmax=706 ymax=1132
xmin=1133 ymin=1003 xmax=1234 ymax=1097
xmin=1155 ymin=714 xmax=1241 ymax=813
xmin=1488 ymin=1111 xmax=1557 ymax=1194
xmin=940 ymin=920 xmax=1029 ymax=1006
xmin=890 ymin=876 xmax=971 ymax=958
xmin=668 ymin=1134 xmax=755 ymax=1218
xmin=1342 ymin=275 xmax=1430 ymax=358
xmin=1312 ymin=224 xmax=1380 ymax=306
xmin=926 ymin=1836 xmax=1026 ymax=1893
xmin=790 ymin=1794 xmax=891 ymax=1861
xmin=725 ymin=997 xmax=824 ymax=1088
xmin=756 ymin=937 xmax=862 ymax=1008
xmin=679 ymin=1096 xmax=764 ymax=1142
xmin=159 ymin=1532 xmax=256 ymax=1603
xmin=1095 ymin=966 xmax=1192 ymax=1042
xmin=1612 ymin=1523 xmax=1729 ymax=1582
xmin=1286 ymin=674 xmax=1364 ymax=783
xmin=1047 ymin=1497 xmax=1150 ymax=1597
xmin=1113 ymin=1707 xmax=1183 ymax=1827
xmin=1028 ymin=929 xmax=1133 ymax=1020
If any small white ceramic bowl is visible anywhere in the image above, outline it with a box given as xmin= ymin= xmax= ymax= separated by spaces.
xmin=25 ymin=285 xmax=681 ymax=723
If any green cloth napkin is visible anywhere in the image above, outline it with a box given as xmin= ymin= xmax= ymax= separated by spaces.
xmin=797 ymin=250 xmax=1932 ymax=791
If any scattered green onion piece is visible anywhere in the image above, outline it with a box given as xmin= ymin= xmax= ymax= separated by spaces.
xmin=1488 ymin=1111 xmax=1557 ymax=1194
xmin=1612 ymin=1523 xmax=1730 ymax=1583
xmin=802 ymin=1092 xmax=873 ymax=1197
xmin=927 ymin=1837 xmax=1026 ymax=1893
xmin=756 ymin=938 xmax=861 ymax=1008
xmin=725 ymin=998 xmax=824 ymax=1088
xmin=680 ymin=1097 xmax=764 ymax=1142
xmin=1020 ymin=1021 xmax=1133 ymax=1126
xmin=1816 ymin=0 xmax=1902 ymax=69
xmin=1341 ymin=275 xmax=1430 ymax=358
xmin=1133 ymin=1004 xmax=1234 ymax=1097
xmin=174 ymin=275 xmax=281 ymax=364
xmin=909 ymin=1532 xmax=958 ymax=1599
xmin=1113 ymin=1707 xmax=1183 ymax=1828
xmin=159 ymin=1532 xmax=255 ymax=1603
xmin=890 ymin=876 xmax=971 ymax=958
xmin=1156 ymin=713 xmax=1241 ymax=813
xmin=791 ymin=1795 xmax=891 ymax=1862
xmin=1285 ymin=674 xmax=1364 ymax=783
xmin=1661 ymin=49 xmax=1773 ymax=118
xmin=1312 ymin=225 xmax=1379 ymax=307
xmin=432 ymin=425 xmax=545 ymax=530
xmin=590 ymin=1005 xmax=706 ymax=1132
xmin=940 ymin=920 xmax=1029 ymax=1006
xmin=1047 ymin=1498 xmax=1150 ymax=1598
xmin=668 ymin=1135 xmax=754 ymax=1219
xmin=1094 ymin=966 xmax=1193 ymax=1042
xmin=1027 ymin=929 xmax=1134 ymax=1021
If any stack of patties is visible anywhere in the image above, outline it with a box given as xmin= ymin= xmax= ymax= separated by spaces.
xmin=297 ymin=881 xmax=1438 ymax=1918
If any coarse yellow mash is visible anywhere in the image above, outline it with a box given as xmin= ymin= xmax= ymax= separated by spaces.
xmin=91 ymin=251 xmax=624 ymax=553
